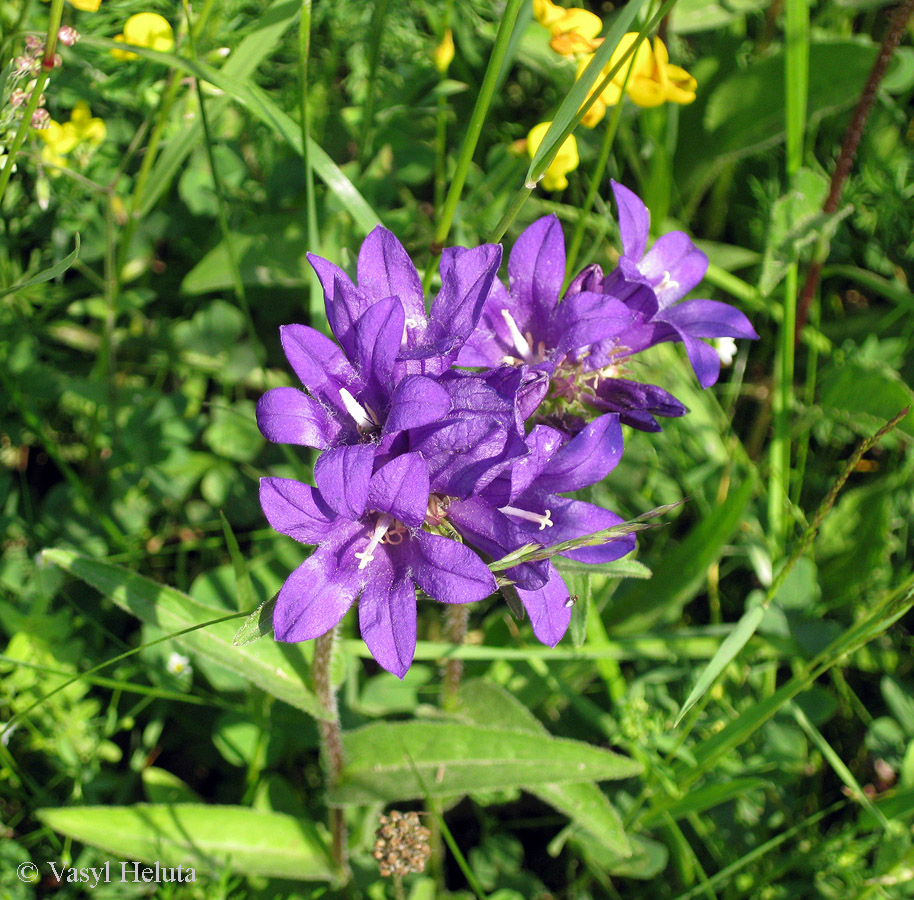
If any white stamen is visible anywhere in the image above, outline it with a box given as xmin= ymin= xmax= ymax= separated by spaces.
xmin=656 ymin=270 xmax=680 ymax=297
xmin=355 ymin=514 xmax=394 ymax=570
xmin=401 ymin=315 xmax=423 ymax=347
xmin=500 ymin=309 xmax=532 ymax=362
xmin=339 ymin=388 xmax=374 ymax=430
xmin=499 ymin=505 xmax=554 ymax=531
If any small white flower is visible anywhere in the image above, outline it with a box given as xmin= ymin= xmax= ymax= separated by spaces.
xmin=714 ymin=337 xmax=738 ymax=367
xmin=166 ymin=652 xmax=191 ymax=676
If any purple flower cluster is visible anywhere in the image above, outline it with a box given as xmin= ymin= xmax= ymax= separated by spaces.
xmin=257 ymin=183 xmax=757 ymax=677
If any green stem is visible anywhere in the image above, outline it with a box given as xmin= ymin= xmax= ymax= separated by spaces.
xmin=486 ymin=183 xmax=532 ymax=244
xmin=182 ymin=0 xmax=254 ymax=343
xmin=359 ymin=0 xmax=390 ymax=169
xmin=0 ymin=0 xmax=65 ymax=206
xmin=564 ymin=88 xmax=627 ymax=280
xmin=313 ymin=628 xmax=348 ymax=877
xmin=768 ymin=0 xmax=808 ymax=555
xmin=298 ymin=0 xmax=323 ymax=327
xmin=425 ymin=0 xmax=526 ymax=282
xmin=442 ymin=604 xmax=469 ymax=712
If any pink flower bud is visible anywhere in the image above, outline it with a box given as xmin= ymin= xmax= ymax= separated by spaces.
xmin=58 ymin=26 xmax=80 ymax=47
xmin=25 ymin=35 xmax=44 ymax=55
xmin=31 ymin=108 xmax=51 ymax=129
xmin=9 ymin=89 xmax=26 ymax=108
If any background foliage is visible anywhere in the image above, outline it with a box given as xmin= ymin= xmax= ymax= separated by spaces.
xmin=2 ymin=0 xmax=914 ymax=898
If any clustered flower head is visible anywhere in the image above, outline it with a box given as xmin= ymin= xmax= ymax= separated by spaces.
xmin=257 ymin=184 xmax=756 ymax=678
xmin=373 ymin=811 xmax=431 ymax=877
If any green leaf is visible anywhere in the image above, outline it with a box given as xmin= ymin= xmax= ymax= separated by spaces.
xmin=674 ymin=604 xmax=766 ymax=726
xmin=607 ymin=478 xmax=755 ymax=631
xmin=0 ymin=236 xmax=80 ymax=299
xmin=638 ymin=778 xmax=768 ymax=827
xmin=233 ymin=596 xmax=277 ymax=645
xmin=42 ymin=549 xmax=326 ymax=720
xmin=820 ymin=358 xmax=914 ymax=438
xmin=37 ymin=804 xmax=335 ymax=882
xmin=330 ymin=721 xmax=642 ymax=806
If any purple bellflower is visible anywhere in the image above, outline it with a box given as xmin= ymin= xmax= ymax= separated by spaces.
xmin=445 ymin=413 xmax=635 ymax=646
xmin=600 ymin=180 xmax=760 ymax=389
xmin=261 ymin=453 xmax=496 ymax=678
xmin=458 ymin=214 xmax=689 ymax=434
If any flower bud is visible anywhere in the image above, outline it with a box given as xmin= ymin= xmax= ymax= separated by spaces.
xmin=31 ymin=108 xmax=51 ymax=129
xmin=433 ymin=28 xmax=454 ymax=75
xmin=373 ymin=811 xmax=431 ymax=878
xmin=58 ymin=26 xmax=80 ymax=46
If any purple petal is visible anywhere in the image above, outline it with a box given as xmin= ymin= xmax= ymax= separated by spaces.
xmin=256 ymin=387 xmax=342 ymax=448
xmin=313 ymin=443 xmax=376 ymax=519
xmin=353 ymin=296 xmax=405 ymax=410
xmin=507 ymin=216 xmax=565 ymax=333
xmin=447 ymin=496 xmax=550 ymax=590
xmin=358 ymin=551 xmax=416 ymax=678
xmin=680 ymin=333 xmax=722 ymax=388
xmin=384 ymin=375 xmax=451 ymax=434
xmin=307 ymin=255 xmax=375 ymax=356
xmin=640 ymin=232 xmax=708 ymax=305
xmin=368 ymin=452 xmax=430 ymax=527
xmin=273 ymin=530 xmax=365 ymax=642
xmin=356 ymin=226 xmax=427 ymax=326
xmin=590 ymin=378 xmax=688 ymax=432
xmin=409 ymin=531 xmax=496 ymax=604
xmin=516 ymin=562 xmax=572 ymax=647
xmin=611 ymin=180 xmax=650 ymax=261
xmin=535 ymin=414 xmax=624 ymax=493
xmin=660 ymin=299 xmax=759 ymax=340
xmin=565 ymin=263 xmax=604 ymax=297
xmin=260 ymin=477 xmax=339 ymax=543
xmin=280 ymin=324 xmax=361 ymax=416
xmin=429 ymin=244 xmax=503 ymax=354
xmin=550 ymin=291 xmax=634 ymax=359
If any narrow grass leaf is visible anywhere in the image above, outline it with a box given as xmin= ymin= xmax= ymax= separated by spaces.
xmin=674 ymin=604 xmax=766 ymax=726
xmin=219 ymin=512 xmax=255 ymax=612
xmin=638 ymin=778 xmax=769 ymax=828
xmin=38 ymin=804 xmax=335 ymax=882
xmin=330 ymin=721 xmax=641 ymax=805
xmin=43 ymin=549 xmax=325 ymax=719
xmin=0 ymin=235 xmax=80 ymax=299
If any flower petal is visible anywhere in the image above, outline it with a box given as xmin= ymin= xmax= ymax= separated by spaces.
xmin=679 ymin=332 xmax=722 ymax=388
xmin=358 ymin=552 xmax=416 ymax=678
xmin=507 ymin=215 xmax=565 ymax=334
xmin=273 ymin=531 xmax=364 ymax=642
xmin=535 ymin=413 xmax=624 ymax=493
xmin=550 ymin=291 xmax=634 ymax=359
xmin=368 ymin=452 xmax=430 ymax=527
xmin=640 ymin=232 xmax=708 ymax=305
xmin=611 ymin=180 xmax=650 ymax=261
xmin=260 ymin=477 xmax=338 ymax=544
xmin=429 ymin=243 xmax=503 ymax=354
xmin=353 ymin=296 xmax=405 ymax=410
xmin=307 ymin=254 xmax=375 ymax=356
xmin=546 ymin=497 xmax=636 ymax=563
xmin=516 ymin=562 xmax=572 ymax=647
xmin=256 ymin=387 xmax=342 ymax=448
xmin=280 ymin=324 xmax=361 ymax=417
xmin=409 ymin=531 xmax=496 ymax=604
xmin=313 ymin=443 xmax=376 ymax=519
xmin=384 ymin=374 xmax=452 ymax=434
xmin=356 ymin=226 xmax=427 ymax=327
xmin=660 ymin=299 xmax=759 ymax=340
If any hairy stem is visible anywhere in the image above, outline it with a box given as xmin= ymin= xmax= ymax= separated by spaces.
xmin=313 ymin=628 xmax=348 ymax=875
xmin=442 ymin=605 xmax=469 ymax=712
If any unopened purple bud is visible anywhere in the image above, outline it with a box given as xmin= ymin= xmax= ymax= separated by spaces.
xmin=58 ymin=26 xmax=80 ymax=47
xmin=31 ymin=108 xmax=50 ymax=129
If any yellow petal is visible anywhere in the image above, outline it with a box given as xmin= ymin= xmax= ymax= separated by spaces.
xmin=122 ymin=12 xmax=175 ymax=53
xmin=533 ymin=0 xmax=566 ymax=28
xmin=551 ymin=8 xmax=602 ymax=40
xmin=580 ymin=97 xmax=607 ymax=128
xmin=550 ymin=32 xmax=601 ymax=57
xmin=82 ymin=117 xmax=107 ymax=146
xmin=527 ymin=121 xmax=578 ymax=192
xmin=664 ymin=64 xmax=697 ymax=104
xmin=67 ymin=0 xmax=102 ymax=10
xmin=110 ymin=33 xmax=137 ymax=60
xmin=70 ymin=100 xmax=92 ymax=127
xmin=433 ymin=28 xmax=454 ymax=74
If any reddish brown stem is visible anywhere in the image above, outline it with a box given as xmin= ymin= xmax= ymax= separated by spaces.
xmin=795 ymin=0 xmax=914 ymax=343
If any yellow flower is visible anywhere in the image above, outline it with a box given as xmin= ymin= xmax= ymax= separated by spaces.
xmin=576 ymin=33 xmax=696 ymax=126
xmin=36 ymin=100 xmax=106 ymax=170
xmin=534 ymin=1 xmax=603 ymax=57
xmin=527 ymin=121 xmax=578 ymax=192
xmin=41 ymin=0 xmax=101 ymax=12
xmin=111 ymin=12 xmax=175 ymax=60
xmin=434 ymin=28 xmax=455 ymax=74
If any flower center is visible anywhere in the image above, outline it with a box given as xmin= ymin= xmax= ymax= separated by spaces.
xmin=500 ymin=309 xmax=534 ymax=364
xmin=355 ymin=514 xmax=394 ymax=569
xmin=499 ymin=505 xmax=554 ymax=531
xmin=655 ymin=270 xmax=679 ymax=298
xmin=339 ymin=388 xmax=380 ymax=433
